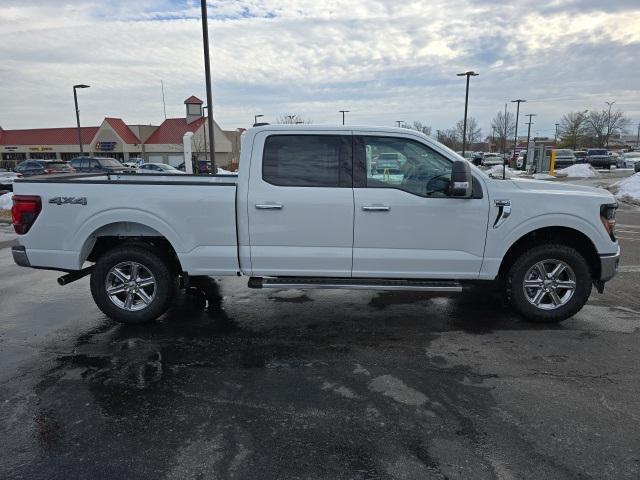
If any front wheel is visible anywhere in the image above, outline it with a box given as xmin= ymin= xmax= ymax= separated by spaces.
xmin=90 ymin=245 xmax=178 ymax=324
xmin=506 ymin=244 xmax=592 ymax=323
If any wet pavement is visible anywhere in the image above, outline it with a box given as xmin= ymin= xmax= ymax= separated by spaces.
xmin=1 ymin=201 xmax=640 ymax=479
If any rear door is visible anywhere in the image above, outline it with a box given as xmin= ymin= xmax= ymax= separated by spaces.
xmin=247 ymin=131 xmax=354 ymax=277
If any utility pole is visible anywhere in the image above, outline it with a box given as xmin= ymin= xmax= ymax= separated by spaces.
xmin=457 ymin=71 xmax=479 ymax=157
xmin=511 ymin=99 xmax=525 ymax=161
xmin=525 ymin=114 xmax=536 ymax=150
xmin=201 ymin=0 xmax=216 ymax=172
xmin=339 ymin=110 xmax=349 ymax=125
xmin=605 ymin=100 xmax=616 ymax=148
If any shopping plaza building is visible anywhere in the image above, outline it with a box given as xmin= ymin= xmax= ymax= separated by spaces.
xmin=0 ymin=96 xmax=241 ymax=168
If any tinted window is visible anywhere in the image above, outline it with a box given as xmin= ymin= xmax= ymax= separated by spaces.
xmin=589 ymin=149 xmax=607 ymax=155
xmin=263 ymin=135 xmax=351 ymax=187
xmin=359 ymin=136 xmax=452 ymax=197
xmin=99 ymin=158 xmax=123 ymax=167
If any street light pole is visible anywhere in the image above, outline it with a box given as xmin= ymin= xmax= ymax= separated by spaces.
xmin=555 ymin=123 xmax=560 ymax=144
xmin=203 ymin=105 xmax=209 ymax=164
xmin=457 ymin=71 xmax=479 ymax=157
xmin=73 ymin=84 xmax=90 ymax=154
xmin=200 ymin=0 xmax=216 ymax=171
xmin=339 ymin=110 xmax=349 ymax=125
xmin=396 ymin=120 xmax=404 ymax=127
xmin=511 ymin=99 xmax=525 ymax=162
xmin=254 ymin=114 xmax=264 ymax=126
xmin=636 ymin=122 xmax=640 ymax=148
xmin=287 ymin=115 xmax=296 ymax=123
xmin=605 ymin=100 xmax=616 ymax=148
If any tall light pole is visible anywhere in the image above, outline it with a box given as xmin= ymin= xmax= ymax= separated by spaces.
xmin=287 ymin=115 xmax=296 ymax=123
xmin=73 ymin=84 xmax=90 ymax=154
xmin=254 ymin=114 xmax=264 ymax=125
xmin=511 ymin=99 xmax=525 ymax=160
xmin=457 ymin=71 xmax=479 ymax=157
xmin=396 ymin=120 xmax=404 ymax=127
xmin=636 ymin=122 xmax=640 ymax=148
xmin=555 ymin=123 xmax=560 ymax=144
xmin=605 ymin=100 xmax=616 ymax=148
xmin=339 ymin=110 xmax=349 ymax=125
xmin=200 ymin=0 xmax=216 ymax=171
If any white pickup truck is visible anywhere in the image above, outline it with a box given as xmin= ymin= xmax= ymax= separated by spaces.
xmin=11 ymin=125 xmax=620 ymax=324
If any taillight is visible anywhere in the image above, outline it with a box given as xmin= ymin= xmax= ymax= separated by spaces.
xmin=12 ymin=195 xmax=42 ymax=235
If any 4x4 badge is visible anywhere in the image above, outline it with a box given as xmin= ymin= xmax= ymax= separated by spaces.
xmin=48 ymin=197 xmax=87 ymax=206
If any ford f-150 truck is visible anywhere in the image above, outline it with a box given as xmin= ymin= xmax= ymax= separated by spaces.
xmin=10 ymin=125 xmax=620 ymax=324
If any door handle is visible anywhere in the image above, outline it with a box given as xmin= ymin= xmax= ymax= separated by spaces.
xmin=255 ymin=204 xmax=283 ymax=210
xmin=362 ymin=205 xmax=390 ymax=211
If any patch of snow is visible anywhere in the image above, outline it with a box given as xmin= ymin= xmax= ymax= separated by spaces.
xmin=216 ymin=167 xmax=236 ymax=175
xmin=0 ymin=192 xmax=12 ymax=210
xmin=556 ymin=164 xmax=599 ymax=178
xmin=485 ymin=165 xmax=522 ymax=178
xmin=532 ymin=173 xmax=554 ymax=180
xmin=610 ymin=173 xmax=640 ymax=205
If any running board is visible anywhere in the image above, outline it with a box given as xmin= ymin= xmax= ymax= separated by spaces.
xmin=248 ymin=277 xmax=462 ymax=292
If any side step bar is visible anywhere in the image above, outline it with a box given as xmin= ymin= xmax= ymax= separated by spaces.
xmin=248 ymin=277 xmax=462 ymax=292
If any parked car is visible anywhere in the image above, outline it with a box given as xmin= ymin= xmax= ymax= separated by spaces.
xmin=481 ymin=153 xmax=503 ymax=166
xmin=516 ymin=151 xmax=527 ymax=169
xmin=0 ymin=168 xmax=21 ymax=190
xmin=586 ymin=149 xmax=613 ymax=169
xmin=550 ymin=149 xmax=576 ymax=169
xmin=15 ymin=160 xmax=75 ymax=177
xmin=69 ymin=157 xmax=134 ymax=174
xmin=621 ymin=152 xmax=640 ymax=169
xmin=137 ymin=163 xmax=186 ymax=174
xmin=11 ymin=125 xmax=619 ymax=326
xmin=574 ymin=151 xmax=587 ymax=163
xmin=178 ymin=160 xmax=211 ymax=174
xmin=373 ymin=152 xmax=405 ymax=174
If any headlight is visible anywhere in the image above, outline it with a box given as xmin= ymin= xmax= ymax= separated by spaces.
xmin=600 ymin=203 xmax=617 ymax=241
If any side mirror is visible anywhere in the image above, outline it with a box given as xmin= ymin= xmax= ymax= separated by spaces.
xmin=449 ymin=160 xmax=473 ymax=198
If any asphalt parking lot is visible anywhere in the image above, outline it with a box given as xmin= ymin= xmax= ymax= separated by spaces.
xmin=1 ymin=173 xmax=639 ymax=480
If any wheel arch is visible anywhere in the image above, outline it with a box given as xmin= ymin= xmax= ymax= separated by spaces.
xmin=498 ymin=226 xmax=601 ymax=280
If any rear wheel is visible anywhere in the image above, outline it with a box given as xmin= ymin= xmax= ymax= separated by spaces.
xmin=506 ymin=244 xmax=592 ymax=323
xmin=90 ymin=246 xmax=178 ymax=324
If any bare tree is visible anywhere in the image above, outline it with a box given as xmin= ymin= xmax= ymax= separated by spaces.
xmin=490 ymin=110 xmax=515 ymax=153
xmin=559 ymin=112 xmax=587 ymax=149
xmin=276 ymin=114 xmax=313 ymax=124
xmin=455 ymin=117 xmax=482 ymax=147
xmin=437 ymin=128 xmax=460 ymax=150
xmin=583 ymin=109 xmax=630 ymax=147
xmin=400 ymin=121 xmax=432 ymax=136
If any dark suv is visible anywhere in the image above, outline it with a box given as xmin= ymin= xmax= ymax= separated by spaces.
xmin=69 ymin=157 xmax=133 ymax=173
xmin=15 ymin=160 xmax=75 ymax=177
xmin=585 ymin=149 xmax=612 ymax=169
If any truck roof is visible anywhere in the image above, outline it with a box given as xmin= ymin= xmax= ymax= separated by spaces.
xmin=247 ymin=124 xmax=428 ymax=135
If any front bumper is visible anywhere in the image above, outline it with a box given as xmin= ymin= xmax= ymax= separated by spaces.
xmin=599 ymin=249 xmax=620 ymax=282
xmin=12 ymin=246 xmax=31 ymax=267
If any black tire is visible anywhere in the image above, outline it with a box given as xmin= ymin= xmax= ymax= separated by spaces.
xmin=90 ymin=245 xmax=178 ymax=324
xmin=506 ymin=244 xmax=592 ymax=323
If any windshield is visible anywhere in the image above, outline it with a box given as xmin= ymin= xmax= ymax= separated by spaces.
xmin=98 ymin=158 xmax=123 ymax=167
xmin=589 ymin=149 xmax=607 ymax=155
xmin=556 ymin=149 xmax=573 ymax=156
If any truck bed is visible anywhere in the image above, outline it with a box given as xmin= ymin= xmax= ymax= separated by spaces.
xmin=13 ymin=173 xmax=240 ymax=275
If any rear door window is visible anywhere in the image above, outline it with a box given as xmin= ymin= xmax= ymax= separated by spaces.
xmin=262 ymin=135 xmax=352 ymax=187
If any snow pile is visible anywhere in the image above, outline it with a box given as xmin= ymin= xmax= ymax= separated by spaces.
xmin=0 ymin=192 xmax=12 ymax=210
xmin=556 ymin=164 xmax=599 ymax=178
xmin=610 ymin=173 xmax=640 ymax=205
xmin=485 ymin=165 xmax=523 ymax=178
xmin=216 ymin=167 xmax=236 ymax=175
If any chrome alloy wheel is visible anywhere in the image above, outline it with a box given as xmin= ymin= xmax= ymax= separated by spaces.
xmin=105 ymin=261 xmax=156 ymax=312
xmin=523 ymin=259 xmax=577 ymax=310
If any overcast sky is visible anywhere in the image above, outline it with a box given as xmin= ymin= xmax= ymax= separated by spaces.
xmin=1 ymin=0 xmax=639 ymax=138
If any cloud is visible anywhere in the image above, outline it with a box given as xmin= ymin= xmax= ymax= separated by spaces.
xmin=0 ymin=0 xmax=638 ymax=137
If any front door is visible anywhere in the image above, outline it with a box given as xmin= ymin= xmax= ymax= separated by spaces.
xmin=352 ymin=133 xmax=490 ymax=279
xmin=247 ymin=131 xmax=354 ymax=277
